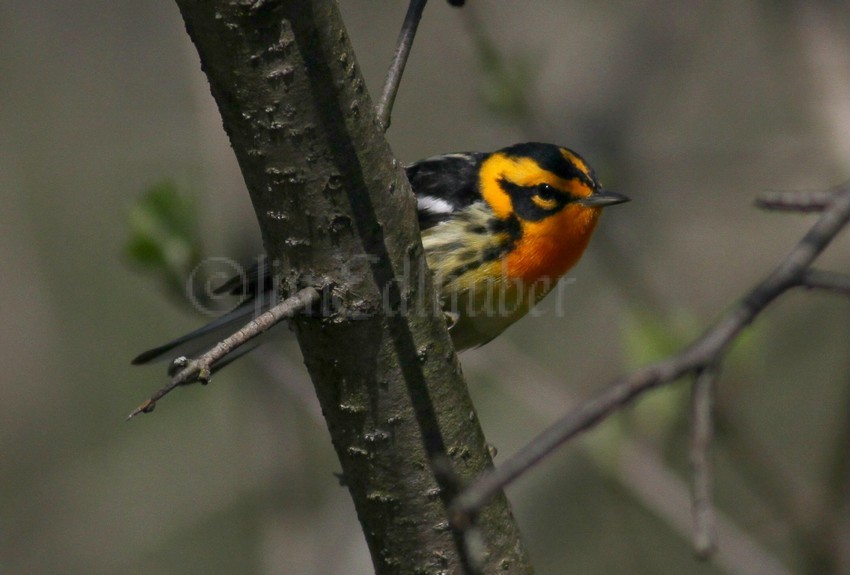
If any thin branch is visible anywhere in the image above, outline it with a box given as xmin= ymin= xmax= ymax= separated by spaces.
xmin=798 ymin=269 xmax=850 ymax=296
xmin=621 ymin=442 xmax=797 ymax=575
xmin=451 ymin=182 xmax=850 ymax=522
xmin=376 ymin=0 xmax=428 ymax=131
xmin=465 ymin=343 xmax=794 ymax=575
xmin=691 ymin=364 xmax=719 ymax=559
xmin=127 ymin=287 xmax=320 ymax=419
xmin=756 ymin=188 xmax=838 ymax=212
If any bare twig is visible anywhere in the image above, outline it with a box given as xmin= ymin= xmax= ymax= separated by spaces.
xmin=691 ymin=364 xmax=719 ymax=558
xmin=756 ymin=188 xmax=837 ymax=212
xmin=620 ymin=442 xmax=796 ymax=575
xmin=798 ymin=269 xmax=850 ymax=296
xmin=127 ymin=287 xmax=320 ymax=419
xmin=451 ymin=182 xmax=850 ymax=521
xmin=376 ymin=0 xmax=428 ymax=131
xmin=466 ymin=343 xmax=795 ymax=575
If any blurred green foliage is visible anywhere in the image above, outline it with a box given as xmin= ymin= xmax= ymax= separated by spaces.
xmin=465 ymin=12 xmax=536 ymax=123
xmin=125 ymin=181 xmax=203 ymax=299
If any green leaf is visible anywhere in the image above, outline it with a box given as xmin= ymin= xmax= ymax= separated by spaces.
xmin=125 ymin=180 xmax=202 ymax=297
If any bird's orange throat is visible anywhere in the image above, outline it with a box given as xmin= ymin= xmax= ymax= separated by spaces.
xmin=505 ymin=205 xmax=600 ymax=285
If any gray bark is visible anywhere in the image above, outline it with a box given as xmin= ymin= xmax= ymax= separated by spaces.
xmin=173 ymin=1 xmax=532 ymax=573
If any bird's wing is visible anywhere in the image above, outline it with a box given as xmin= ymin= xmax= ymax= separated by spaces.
xmin=406 ymin=152 xmax=486 ymax=230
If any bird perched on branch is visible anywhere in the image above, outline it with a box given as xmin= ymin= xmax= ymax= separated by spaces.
xmin=133 ymin=142 xmax=628 ymax=370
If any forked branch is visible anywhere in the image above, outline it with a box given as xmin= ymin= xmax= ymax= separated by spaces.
xmin=127 ymin=287 xmax=320 ymax=419
xmin=451 ymin=182 xmax=850 ymax=524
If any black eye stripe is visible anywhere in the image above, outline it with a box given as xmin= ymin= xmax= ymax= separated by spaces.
xmin=498 ymin=178 xmax=572 ymax=221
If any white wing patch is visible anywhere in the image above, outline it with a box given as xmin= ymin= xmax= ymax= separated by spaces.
xmin=408 ymin=152 xmax=476 ymax=167
xmin=417 ymin=195 xmax=456 ymax=215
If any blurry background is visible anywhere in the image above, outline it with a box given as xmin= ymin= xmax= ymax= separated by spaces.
xmin=1 ymin=1 xmax=849 ymax=574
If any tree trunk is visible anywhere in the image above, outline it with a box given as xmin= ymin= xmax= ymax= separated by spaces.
xmin=173 ymin=1 xmax=532 ymax=573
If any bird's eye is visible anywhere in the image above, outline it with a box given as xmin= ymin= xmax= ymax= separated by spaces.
xmin=536 ymin=183 xmax=557 ymax=200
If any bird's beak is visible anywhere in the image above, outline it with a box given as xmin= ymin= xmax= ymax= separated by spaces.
xmin=577 ymin=189 xmax=630 ymax=207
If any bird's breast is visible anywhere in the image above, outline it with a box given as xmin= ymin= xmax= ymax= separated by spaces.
xmin=505 ymin=205 xmax=600 ymax=284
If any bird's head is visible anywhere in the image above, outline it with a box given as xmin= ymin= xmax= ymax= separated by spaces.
xmin=478 ymin=142 xmax=629 ymax=282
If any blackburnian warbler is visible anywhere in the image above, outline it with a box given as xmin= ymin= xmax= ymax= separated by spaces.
xmin=133 ymin=142 xmax=628 ymax=369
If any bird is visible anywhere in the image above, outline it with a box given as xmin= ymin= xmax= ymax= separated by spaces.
xmin=133 ymin=142 xmax=629 ymax=371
